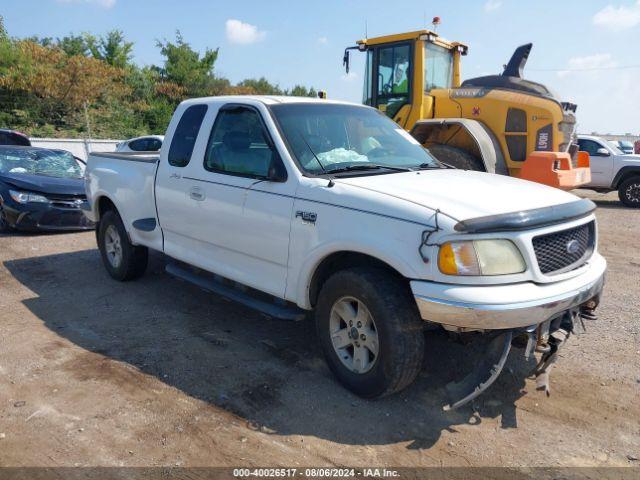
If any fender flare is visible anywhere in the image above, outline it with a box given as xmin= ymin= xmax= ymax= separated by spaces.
xmin=611 ymin=165 xmax=640 ymax=189
xmin=292 ymin=242 xmax=420 ymax=310
xmin=410 ymin=118 xmax=508 ymax=175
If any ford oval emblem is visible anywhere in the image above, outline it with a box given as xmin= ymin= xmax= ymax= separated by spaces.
xmin=566 ymin=239 xmax=580 ymax=254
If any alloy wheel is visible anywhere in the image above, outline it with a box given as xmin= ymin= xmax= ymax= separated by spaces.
xmin=104 ymin=224 xmax=123 ymax=268
xmin=329 ymin=296 xmax=379 ymax=374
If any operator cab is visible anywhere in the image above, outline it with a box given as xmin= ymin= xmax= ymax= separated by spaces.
xmin=344 ymin=30 xmax=463 ymax=124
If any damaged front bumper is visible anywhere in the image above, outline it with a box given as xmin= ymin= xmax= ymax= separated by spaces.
xmin=411 ymin=253 xmax=606 ymax=331
xmin=410 ymin=253 xmax=606 ymax=410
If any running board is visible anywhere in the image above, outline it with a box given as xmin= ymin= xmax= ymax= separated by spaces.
xmin=165 ymin=262 xmax=306 ymax=321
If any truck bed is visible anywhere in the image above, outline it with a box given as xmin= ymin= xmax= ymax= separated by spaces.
xmin=84 ymin=151 xmax=163 ymax=251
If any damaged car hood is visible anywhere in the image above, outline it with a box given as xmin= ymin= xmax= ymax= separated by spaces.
xmin=0 ymin=172 xmax=86 ymax=196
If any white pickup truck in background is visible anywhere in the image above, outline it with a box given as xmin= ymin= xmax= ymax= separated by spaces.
xmin=84 ymin=96 xmax=606 ymax=409
xmin=578 ymin=134 xmax=640 ymax=207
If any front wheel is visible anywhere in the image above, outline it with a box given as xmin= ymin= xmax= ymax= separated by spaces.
xmin=618 ymin=176 xmax=640 ymax=208
xmin=315 ymin=268 xmax=425 ymax=398
xmin=426 ymin=144 xmax=484 ymax=171
xmin=97 ymin=210 xmax=148 ymax=281
xmin=0 ymin=206 xmax=13 ymax=233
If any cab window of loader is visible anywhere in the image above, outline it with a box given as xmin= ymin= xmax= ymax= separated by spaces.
xmin=424 ymin=42 xmax=453 ymax=91
xmin=376 ymin=44 xmax=411 ymax=118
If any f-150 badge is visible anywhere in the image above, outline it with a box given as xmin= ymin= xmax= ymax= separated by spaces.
xmin=295 ymin=211 xmax=317 ymax=224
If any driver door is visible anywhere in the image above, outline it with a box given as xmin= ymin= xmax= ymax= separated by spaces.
xmin=578 ymin=139 xmax=613 ymax=187
xmin=370 ymin=43 xmax=412 ymax=126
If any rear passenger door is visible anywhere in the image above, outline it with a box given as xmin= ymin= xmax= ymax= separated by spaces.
xmin=156 ymin=102 xmax=210 ymax=256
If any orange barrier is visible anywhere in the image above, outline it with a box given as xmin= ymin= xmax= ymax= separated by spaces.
xmin=518 ymin=151 xmax=591 ymax=190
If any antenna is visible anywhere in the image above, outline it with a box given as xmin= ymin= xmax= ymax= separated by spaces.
xmin=365 ymin=19 xmax=368 ymax=39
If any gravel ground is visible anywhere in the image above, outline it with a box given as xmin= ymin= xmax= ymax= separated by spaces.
xmin=0 ymin=189 xmax=638 ymax=468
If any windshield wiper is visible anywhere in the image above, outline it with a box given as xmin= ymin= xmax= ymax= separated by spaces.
xmin=417 ymin=163 xmax=447 ymax=170
xmin=327 ymin=164 xmax=411 ymax=174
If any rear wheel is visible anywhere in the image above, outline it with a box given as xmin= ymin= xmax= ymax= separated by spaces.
xmin=315 ymin=267 xmax=425 ymax=398
xmin=427 ymin=144 xmax=484 ymax=171
xmin=618 ymin=176 xmax=640 ymax=208
xmin=98 ymin=210 xmax=148 ymax=281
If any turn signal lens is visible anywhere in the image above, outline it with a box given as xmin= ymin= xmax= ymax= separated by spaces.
xmin=438 ymin=241 xmax=481 ymax=275
xmin=438 ymin=240 xmax=525 ymax=276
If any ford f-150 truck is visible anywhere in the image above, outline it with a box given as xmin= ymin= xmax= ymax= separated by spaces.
xmin=84 ymin=96 xmax=606 ymax=409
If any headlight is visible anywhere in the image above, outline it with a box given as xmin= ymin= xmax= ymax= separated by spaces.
xmin=438 ymin=239 xmax=526 ymax=276
xmin=9 ymin=190 xmax=50 ymax=204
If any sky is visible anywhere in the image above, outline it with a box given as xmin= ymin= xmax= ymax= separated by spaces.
xmin=2 ymin=0 xmax=639 ymax=134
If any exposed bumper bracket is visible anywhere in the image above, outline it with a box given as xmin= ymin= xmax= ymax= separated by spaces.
xmin=443 ymin=330 xmax=513 ymax=411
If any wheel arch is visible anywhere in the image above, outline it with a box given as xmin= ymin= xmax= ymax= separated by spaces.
xmin=306 ymin=250 xmax=410 ymax=309
xmin=410 ymin=118 xmax=508 ymax=174
xmin=96 ymin=195 xmax=119 ymax=220
xmin=612 ymin=166 xmax=640 ymax=189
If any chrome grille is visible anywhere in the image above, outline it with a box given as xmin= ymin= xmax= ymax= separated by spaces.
xmin=45 ymin=194 xmax=86 ymax=209
xmin=532 ymin=221 xmax=595 ymax=275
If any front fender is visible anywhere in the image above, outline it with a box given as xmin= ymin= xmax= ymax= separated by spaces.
xmin=291 ymin=239 xmax=423 ymax=309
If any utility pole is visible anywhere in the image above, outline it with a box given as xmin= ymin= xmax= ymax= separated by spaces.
xmin=83 ymin=101 xmax=93 ymax=158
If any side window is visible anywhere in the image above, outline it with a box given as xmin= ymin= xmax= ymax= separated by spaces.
xmin=375 ymin=44 xmax=411 ymax=118
xmin=424 ymin=42 xmax=454 ymax=91
xmin=578 ymin=139 xmax=603 ymax=156
xmin=148 ymin=139 xmax=162 ymax=151
xmin=204 ymin=106 xmax=279 ymax=179
xmin=128 ymin=138 xmax=147 ymax=151
xmin=168 ymin=104 xmax=208 ymax=167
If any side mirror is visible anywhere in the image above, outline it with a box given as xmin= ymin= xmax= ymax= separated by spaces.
xmin=267 ymin=157 xmax=287 ymax=182
xmin=343 ymin=49 xmax=350 ymax=74
xmin=596 ymin=147 xmax=610 ymax=156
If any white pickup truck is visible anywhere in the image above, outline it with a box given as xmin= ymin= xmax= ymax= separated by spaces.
xmin=578 ymin=134 xmax=640 ymax=207
xmin=84 ymin=96 xmax=606 ymax=409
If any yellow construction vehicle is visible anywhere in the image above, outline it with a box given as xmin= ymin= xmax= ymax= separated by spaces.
xmin=342 ymin=29 xmax=591 ymax=189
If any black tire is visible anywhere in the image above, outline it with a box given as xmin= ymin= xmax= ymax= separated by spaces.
xmin=0 ymin=206 xmax=12 ymax=233
xmin=97 ymin=210 xmax=148 ymax=281
xmin=315 ymin=267 xmax=425 ymax=398
xmin=427 ymin=144 xmax=484 ymax=171
xmin=618 ymin=176 xmax=640 ymax=208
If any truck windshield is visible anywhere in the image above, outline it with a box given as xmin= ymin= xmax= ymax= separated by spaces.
xmin=0 ymin=148 xmax=84 ymax=178
xmin=270 ymin=103 xmax=440 ymax=175
xmin=424 ymin=42 xmax=454 ymax=91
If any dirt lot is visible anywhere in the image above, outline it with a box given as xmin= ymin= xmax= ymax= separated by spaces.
xmin=0 ymin=190 xmax=638 ymax=468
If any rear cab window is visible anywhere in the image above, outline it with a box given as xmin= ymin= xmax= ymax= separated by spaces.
xmin=168 ymin=104 xmax=208 ymax=167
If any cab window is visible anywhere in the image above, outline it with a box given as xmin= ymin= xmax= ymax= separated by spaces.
xmin=168 ymin=104 xmax=208 ymax=167
xmin=375 ymin=43 xmax=411 ymax=118
xmin=424 ymin=42 xmax=454 ymax=91
xmin=578 ymin=139 xmax=607 ymax=156
xmin=204 ymin=106 xmax=280 ymax=179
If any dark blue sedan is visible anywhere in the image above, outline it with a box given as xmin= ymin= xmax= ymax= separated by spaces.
xmin=0 ymin=146 xmax=95 ymax=232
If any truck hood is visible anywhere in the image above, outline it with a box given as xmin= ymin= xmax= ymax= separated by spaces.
xmin=334 ymin=169 xmax=579 ymax=221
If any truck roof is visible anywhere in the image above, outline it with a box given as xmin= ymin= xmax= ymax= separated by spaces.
xmin=178 ymin=95 xmax=361 ymax=108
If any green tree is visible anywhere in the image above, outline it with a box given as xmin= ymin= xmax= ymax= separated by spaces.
xmin=58 ymin=34 xmax=90 ymax=57
xmin=155 ymin=31 xmax=219 ymax=96
xmin=289 ymin=84 xmax=318 ymax=97
xmin=238 ymin=77 xmax=284 ymax=95
xmin=86 ymin=30 xmax=133 ymax=68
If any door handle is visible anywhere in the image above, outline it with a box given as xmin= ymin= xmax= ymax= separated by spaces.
xmin=189 ymin=187 xmax=205 ymax=201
